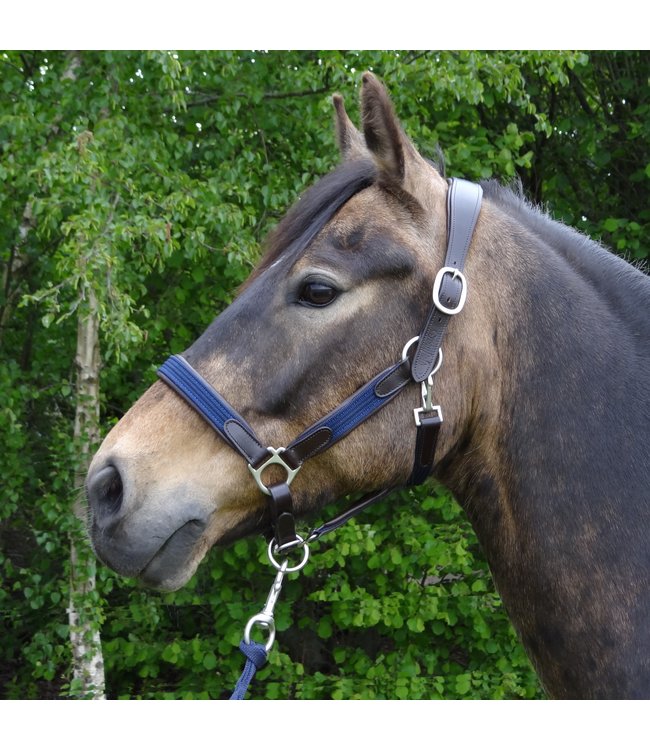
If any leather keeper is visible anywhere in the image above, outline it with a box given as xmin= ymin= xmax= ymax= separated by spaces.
xmin=409 ymin=411 xmax=442 ymax=486
xmin=267 ymin=482 xmax=298 ymax=548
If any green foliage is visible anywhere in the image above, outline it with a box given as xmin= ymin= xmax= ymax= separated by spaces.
xmin=1 ymin=50 xmax=647 ymax=700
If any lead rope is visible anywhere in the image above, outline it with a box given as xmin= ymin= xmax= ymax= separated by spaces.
xmin=230 ymin=538 xmax=310 ymax=700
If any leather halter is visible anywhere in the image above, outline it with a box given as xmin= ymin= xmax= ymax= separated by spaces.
xmin=157 ymin=177 xmax=483 ymax=551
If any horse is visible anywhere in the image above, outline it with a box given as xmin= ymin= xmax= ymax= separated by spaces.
xmin=86 ymin=72 xmax=650 ymax=699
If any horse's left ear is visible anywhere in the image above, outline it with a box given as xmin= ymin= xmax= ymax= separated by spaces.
xmin=333 ymin=94 xmax=367 ymax=161
xmin=360 ymin=72 xmax=441 ymax=201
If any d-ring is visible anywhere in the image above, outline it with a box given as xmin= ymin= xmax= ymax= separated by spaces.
xmin=402 ymin=336 xmax=420 ymax=361
xmin=402 ymin=336 xmax=443 ymax=380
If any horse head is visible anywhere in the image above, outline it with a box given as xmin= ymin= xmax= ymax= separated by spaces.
xmin=86 ymin=73 xmax=495 ymax=591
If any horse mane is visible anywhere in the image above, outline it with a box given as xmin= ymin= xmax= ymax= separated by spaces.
xmin=480 ymin=179 xmax=650 ymax=328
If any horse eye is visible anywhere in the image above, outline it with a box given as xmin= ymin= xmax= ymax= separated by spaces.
xmin=298 ymin=281 xmax=338 ymax=307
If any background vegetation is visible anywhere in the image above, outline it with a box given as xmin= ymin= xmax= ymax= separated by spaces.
xmin=1 ymin=50 xmax=648 ymax=699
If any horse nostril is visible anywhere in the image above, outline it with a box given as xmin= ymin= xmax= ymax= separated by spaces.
xmin=87 ymin=463 xmax=124 ymax=518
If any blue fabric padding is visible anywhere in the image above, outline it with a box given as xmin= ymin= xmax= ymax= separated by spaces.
xmin=159 ymin=354 xmax=410 ymax=469
xmin=288 ymin=360 xmax=408 ymax=453
xmin=229 ymin=639 xmax=268 ymax=700
xmin=157 ymin=354 xmax=248 ymax=446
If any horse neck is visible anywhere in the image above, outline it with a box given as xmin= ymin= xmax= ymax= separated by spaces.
xmin=436 ymin=197 xmax=650 ymax=698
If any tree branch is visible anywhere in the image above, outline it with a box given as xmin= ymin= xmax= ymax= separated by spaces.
xmin=0 ymin=57 xmax=25 ymax=75
xmin=567 ymin=69 xmax=594 ymax=117
xmin=403 ymin=51 xmax=431 ymax=66
xmin=185 ymin=84 xmax=333 ymax=111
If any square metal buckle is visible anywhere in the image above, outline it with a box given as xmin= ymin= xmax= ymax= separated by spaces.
xmin=413 ymin=404 xmax=443 ymax=427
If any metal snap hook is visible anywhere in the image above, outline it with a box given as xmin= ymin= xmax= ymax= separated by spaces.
xmin=243 ymin=612 xmax=277 ymax=653
xmin=243 ymin=557 xmax=288 ymax=653
xmin=242 ymin=538 xmax=310 ymax=655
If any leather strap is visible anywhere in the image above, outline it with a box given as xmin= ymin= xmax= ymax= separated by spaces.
xmin=445 ymin=177 xmax=484 ymax=271
xmin=284 ymin=359 xmax=411 ymax=467
xmin=306 ymin=487 xmax=396 ymax=542
xmin=158 ymin=355 xmax=269 ymax=466
xmin=411 ymin=179 xmax=482 ymax=383
xmin=408 ymin=410 xmax=443 ymax=486
xmin=267 ymin=482 xmax=297 ymax=549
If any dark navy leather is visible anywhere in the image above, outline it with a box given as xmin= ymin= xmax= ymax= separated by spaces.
xmin=411 ymin=179 xmax=482 ymax=383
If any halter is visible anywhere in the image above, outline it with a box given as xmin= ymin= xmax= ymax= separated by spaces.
xmin=158 ymin=177 xmax=482 ymax=546
xmin=156 ymin=177 xmax=482 ymax=696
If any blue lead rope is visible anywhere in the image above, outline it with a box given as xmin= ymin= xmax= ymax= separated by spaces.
xmin=230 ymin=639 xmax=268 ymax=700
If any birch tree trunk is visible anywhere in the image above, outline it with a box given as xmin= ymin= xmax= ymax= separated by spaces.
xmin=68 ymin=285 xmax=106 ymax=699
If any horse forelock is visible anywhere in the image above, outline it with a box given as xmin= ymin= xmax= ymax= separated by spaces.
xmin=244 ymin=158 xmax=377 ymax=288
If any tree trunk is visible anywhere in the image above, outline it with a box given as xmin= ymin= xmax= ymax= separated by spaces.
xmin=0 ymin=202 xmax=34 ymax=349
xmin=68 ymin=285 xmax=106 ymax=699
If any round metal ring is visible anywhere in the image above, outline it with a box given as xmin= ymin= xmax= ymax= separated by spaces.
xmin=267 ymin=535 xmax=310 ymax=573
xmin=402 ymin=337 xmax=443 ymax=381
xmin=402 ymin=335 xmax=419 ymax=361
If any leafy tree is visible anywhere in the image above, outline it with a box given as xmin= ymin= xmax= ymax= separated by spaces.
xmin=0 ymin=50 xmax=646 ymax=699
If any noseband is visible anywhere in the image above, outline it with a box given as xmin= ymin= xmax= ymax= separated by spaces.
xmin=157 ymin=177 xmax=482 ymax=552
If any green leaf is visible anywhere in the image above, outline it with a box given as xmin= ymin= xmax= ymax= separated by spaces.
xmin=317 ymin=618 xmax=333 ymax=639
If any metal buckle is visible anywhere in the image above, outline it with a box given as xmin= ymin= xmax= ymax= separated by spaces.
xmin=432 ymin=267 xmax=467 ymax=315
xmin=414 ymin=403 xmax=443 ymax=427
xmin=248 ymin=447 xmax=300 ymax=496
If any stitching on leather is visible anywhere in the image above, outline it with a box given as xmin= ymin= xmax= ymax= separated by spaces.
xmin=296 ymin=427 xmax=333 ymax=461
xmin=375 ymin=366 xmax=409 ymax=397
xmin=224 ymin=419 xmax=265 ymax=453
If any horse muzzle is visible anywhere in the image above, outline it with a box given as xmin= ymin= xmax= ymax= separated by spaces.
xmin=86 ymin=461 xmax=210 ymax=590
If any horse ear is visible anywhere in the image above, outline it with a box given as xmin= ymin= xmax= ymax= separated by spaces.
xmin=360 ymin=72 xmax=428 ymax=185
xmin=333 ymin=93 xmax=367 ymax=161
